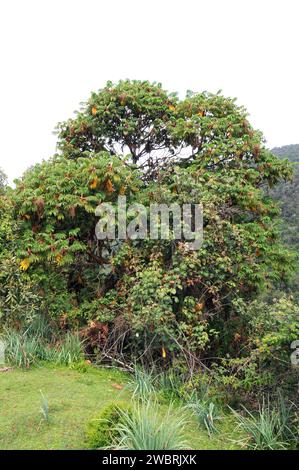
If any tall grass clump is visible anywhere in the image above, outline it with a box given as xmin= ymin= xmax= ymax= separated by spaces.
xmin=231 ymin=395 xmax=296 ymax=450
xmin=128 ymin=366 xmax=156 ymax=402
xmin=1 ymin=327 xmax=84 ymax=368
xmin=114 ymin=400 xmax=190 ymax=450
xmin=39 ymin=390 xmax=50 ymax=422
xmin=186 ymin=392 xmax=221 ymax=436
xmin=1 ymin=329 xmax=40 ymax=368
xmin=26 ymin=315 xmax=53 ymax=341
xmin=55 ymin=332 xmax=83 ymax=365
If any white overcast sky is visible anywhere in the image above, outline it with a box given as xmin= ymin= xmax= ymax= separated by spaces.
xmin=0 ymin=0 xmax=298 ymax=183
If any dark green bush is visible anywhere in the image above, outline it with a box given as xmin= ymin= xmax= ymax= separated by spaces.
xmin=85 ymin=401 xmax=132 ymax=449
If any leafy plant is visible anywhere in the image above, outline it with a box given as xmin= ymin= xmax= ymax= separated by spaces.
xmin=271 ymin=144 xmax=299 ymax=257
xmin=86 ymin=401 xmax=131 ymax=449
xmin=69 ymin=359 xmax=89 ymax=373
xmin=26 ymin=315 xmax=53 ymax=342
xmin=0 ymin=256 xmax=41 ymax=329
xmin=154 ymin=369 xmax=185 ymax=401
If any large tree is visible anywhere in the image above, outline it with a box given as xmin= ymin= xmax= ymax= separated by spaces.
xmin=10 ymin=80 xmax=293 ymax=360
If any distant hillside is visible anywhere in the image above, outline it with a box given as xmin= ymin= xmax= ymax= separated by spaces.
xmin=271 ymin=145 xmax=299 ymax=290
xmin=272 ymin=144 xmax=299 ymax=163
xmin=272 ymin=144 xmax=299 ymax=206
xmin=271 ymin=144 xmax=299 ymax=248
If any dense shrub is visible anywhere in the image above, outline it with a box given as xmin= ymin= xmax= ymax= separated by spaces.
xmin=0 ymin=257 xmax=42 ymax=328
xmin=178 ymin=295 xmax=299 ymax=406
xmin=230 ymin=296 xmax=299 ymax=398
xmin=85 ymin=401 xmax=132 ymax=449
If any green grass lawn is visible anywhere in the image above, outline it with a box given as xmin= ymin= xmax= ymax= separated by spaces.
xmin=0 ymin=365 xmax=241 ymax=450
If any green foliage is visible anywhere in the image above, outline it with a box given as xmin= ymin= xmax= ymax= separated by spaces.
xmin=127 ymin=366 xmax=188 ymax=404
xmin=0 ymin=256 xmax=41 ymax=327
xmin=114 ymin=400 xmax=190 ymax=450
xmin=10 ymin=82 xmax=292 ymax=352
xmin=10 ymin=152 xmax=140 ymax=322
xmin=231 ymin=296 xmax=299 ymax=398
xmin=69 ymin=359 xmax=90 ymax=373
xmin=13 ymin=152 xmax=140 ymax=268
xmin=188 ymin=296 xmax=299 ymax=404
xmin=119 ymin=156 xmax=293 ymax=359
xmin=57 ymin=80 xmax=293 ymax=185
xmin=154 ymin=369 xmax=185 ymax=402
xmin=85 ymin=401 xmax=132 ymax=449
xmin=243 ymin=296 xmax=299 ymax=359
xmin=0 ymin=192 xmax=14 ymax=257
xmin=57 ymin=80 xmax=178 ymax=167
